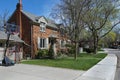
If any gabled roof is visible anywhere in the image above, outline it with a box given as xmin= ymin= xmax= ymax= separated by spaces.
xmin=0 ymin=31 xmax=10 ymax=40
xmin=21 ymin=10 xmax=58 ymax=29
xmin=0 ymin=31 xmax=24 ymax=43
xmin=10 ymin=35 xmax=24 ymax=43
xmin=21 ymin=10 xmax=39 ymax=23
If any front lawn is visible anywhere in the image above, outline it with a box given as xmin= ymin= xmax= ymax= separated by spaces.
xmin=22 ymin=53 xmax=107 ymax=70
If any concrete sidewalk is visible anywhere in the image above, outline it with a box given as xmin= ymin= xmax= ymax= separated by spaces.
xmin=76 ymin=54 xmax=117 ymax=80
xmin=0 ymin=64 xmax=85 ymax=80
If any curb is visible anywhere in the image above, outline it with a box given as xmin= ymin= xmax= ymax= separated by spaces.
xmin=75 ymin=54 xmax=117 ymax=80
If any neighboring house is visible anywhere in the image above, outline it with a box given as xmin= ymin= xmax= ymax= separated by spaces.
xmin=0 ymin=31 xmax=23 ymax=62
xmin=109 ymin=41 xmax=120 ymax=49
xmin=8 ymin=0 xmax=68 ymax=58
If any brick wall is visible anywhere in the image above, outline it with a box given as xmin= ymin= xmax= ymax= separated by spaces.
xmin=32 ymin=25 xmax=60 ymax=57
xmin=21 ymin=13 xmax=31 ymax=58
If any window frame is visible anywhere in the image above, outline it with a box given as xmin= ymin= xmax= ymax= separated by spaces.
xmin=40 ymin=22 xmax=46 ymax=32
xmin=38 ymin=37 xmax=49 ymax=49
xmin=0 ymin=43 xmax=3 ymax=47
xmin=60 ymin=40 xmax=66 ymax=48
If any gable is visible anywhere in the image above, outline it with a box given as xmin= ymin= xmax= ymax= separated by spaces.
xmin=38 ymin=17 xmax=47 ymax=24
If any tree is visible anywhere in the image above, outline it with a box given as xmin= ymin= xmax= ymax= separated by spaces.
xmin=114 ymin=27 xmax=120 ymax=41
xmin=0 ymin=10 xmax=9 ymax=31
xmin=99 ymin=31 xmax=116 ymax=47
xmin=82 ymin=0 xmax=120 ymax=54
xmin=51 ymin=0 xmax=91 ymax=60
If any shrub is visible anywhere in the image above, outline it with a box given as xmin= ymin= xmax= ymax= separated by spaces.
xmin=48 ymin=45 xmax=54 ymax=59
xmin=57 ymin=51 xmax=62 ymax=57
xmin=37 ymin=49 xmax=49 ymax=58
xmin=65 ymin=44 xmax=75 ymax=54
xmin=84 ymin=48 xmax=94 ymax=53
xmin=98 ymin=46 xmax=102 ymax=51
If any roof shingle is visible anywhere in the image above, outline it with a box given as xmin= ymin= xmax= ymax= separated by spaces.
xmin=21 ymin=10 xmax=58 ymax=29
xmin=0 ymin=31 xmax=24 ymax=43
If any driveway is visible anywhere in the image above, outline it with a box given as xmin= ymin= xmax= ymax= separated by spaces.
xmin=0 ymin=64 xmax=85 ymax=80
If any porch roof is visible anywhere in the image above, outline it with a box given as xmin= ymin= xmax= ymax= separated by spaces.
xmin=0 ymin=31 xmax=24 ymax=43
xmin=10 ymin=35 xmax=24 ymax=43
xmin=49 ymin=34 xmax=58 ymax=39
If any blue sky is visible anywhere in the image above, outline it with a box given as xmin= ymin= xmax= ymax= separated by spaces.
xmin=0 ymin=0 xmax=60 ymax=17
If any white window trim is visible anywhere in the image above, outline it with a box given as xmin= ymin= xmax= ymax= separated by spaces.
xmin=40 ymin=22 xmax=46 ymax=32
xmin=38 ymin=37 xmax=49 ymax=49
xmin=60 ymin=40 xmax=66 ymax=48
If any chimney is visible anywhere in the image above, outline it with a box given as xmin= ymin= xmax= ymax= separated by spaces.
xmin=16 ymin=0 xmax=22 ymax=11
xmin=16 ymin=0 xmax=22 ymax=38
xmin=19 ymin=0 xmax=22 ymax=4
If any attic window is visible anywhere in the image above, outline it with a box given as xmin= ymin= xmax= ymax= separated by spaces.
xmin=40 ymin=22 xmax=46 ymax=32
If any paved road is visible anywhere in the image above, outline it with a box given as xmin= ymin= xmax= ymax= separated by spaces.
xmin=0 ymin=64 xmax=85 ymax=80
xmin=104 ymin=48 xmax=120 ymax=80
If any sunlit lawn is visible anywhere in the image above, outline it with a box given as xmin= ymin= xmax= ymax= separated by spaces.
xmin=22 ymin=53 xmax=107 ymax=70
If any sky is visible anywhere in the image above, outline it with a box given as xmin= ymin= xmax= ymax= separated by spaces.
xmin=0 ymin=0 xmax=60 ymax=17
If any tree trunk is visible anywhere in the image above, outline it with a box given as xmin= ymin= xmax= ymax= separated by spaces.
xmin=4 ymin=33 xmax=10 ymax=57
xmin=93 ymin=32 xmax=98 ymax=54
xmin=94 ymin=43 xmax=97 ymax=54
xmin=75 ymin=42 xmax=78 ymax=60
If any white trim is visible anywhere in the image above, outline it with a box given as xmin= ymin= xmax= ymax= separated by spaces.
xmin=40 ymin=22 xmax=46 ymax=32
xmin=38 ymin=17 xmax=47 ymax=24
xmin=59 ymin=40 xmax=61 ymax=48
xmin=60 ymin=40 xmax=66 ymax=48
xmin=64 ymin=40 xmax=66 ymax=45
xmin=46 ymin=38 xmax=49 ymax=49
xmin=38 ymin=37 xmax=48 ymax=49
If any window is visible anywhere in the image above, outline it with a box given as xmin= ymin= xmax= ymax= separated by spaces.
xmin=60 ymin=40 xmax=66 ymax=48
xmin=49 ymin=38 xmax=52 ymax=44
xmin=0 ymin=43 xmax=3 ymax=47
xmin=40 ymin=38 xmax=46 ymax=48
xmin=61 ymin=41 xmax=64 ymax=47
xmin=41 ymin=38 xmax=45 ymax=48
xmin=40 ymin=22 xmax=46 ymax=32
xmin=38 ymin=37 xmax=48 ymax=49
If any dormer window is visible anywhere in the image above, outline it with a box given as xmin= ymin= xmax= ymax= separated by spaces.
xmin=37 ymin=16 xmax=47 ymax=32
xmin=40 ymin=22 xmax=46 ymax=32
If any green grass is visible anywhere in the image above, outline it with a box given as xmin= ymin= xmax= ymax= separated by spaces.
xmin=22 ymin=53 xmax=107 ymax=70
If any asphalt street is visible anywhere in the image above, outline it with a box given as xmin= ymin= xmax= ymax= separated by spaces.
xmin=104 ymin=48 xmax=120 ymax=80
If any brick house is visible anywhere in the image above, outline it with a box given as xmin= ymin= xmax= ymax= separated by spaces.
xmin=8 ymin=0 xmax=68 ymax=58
